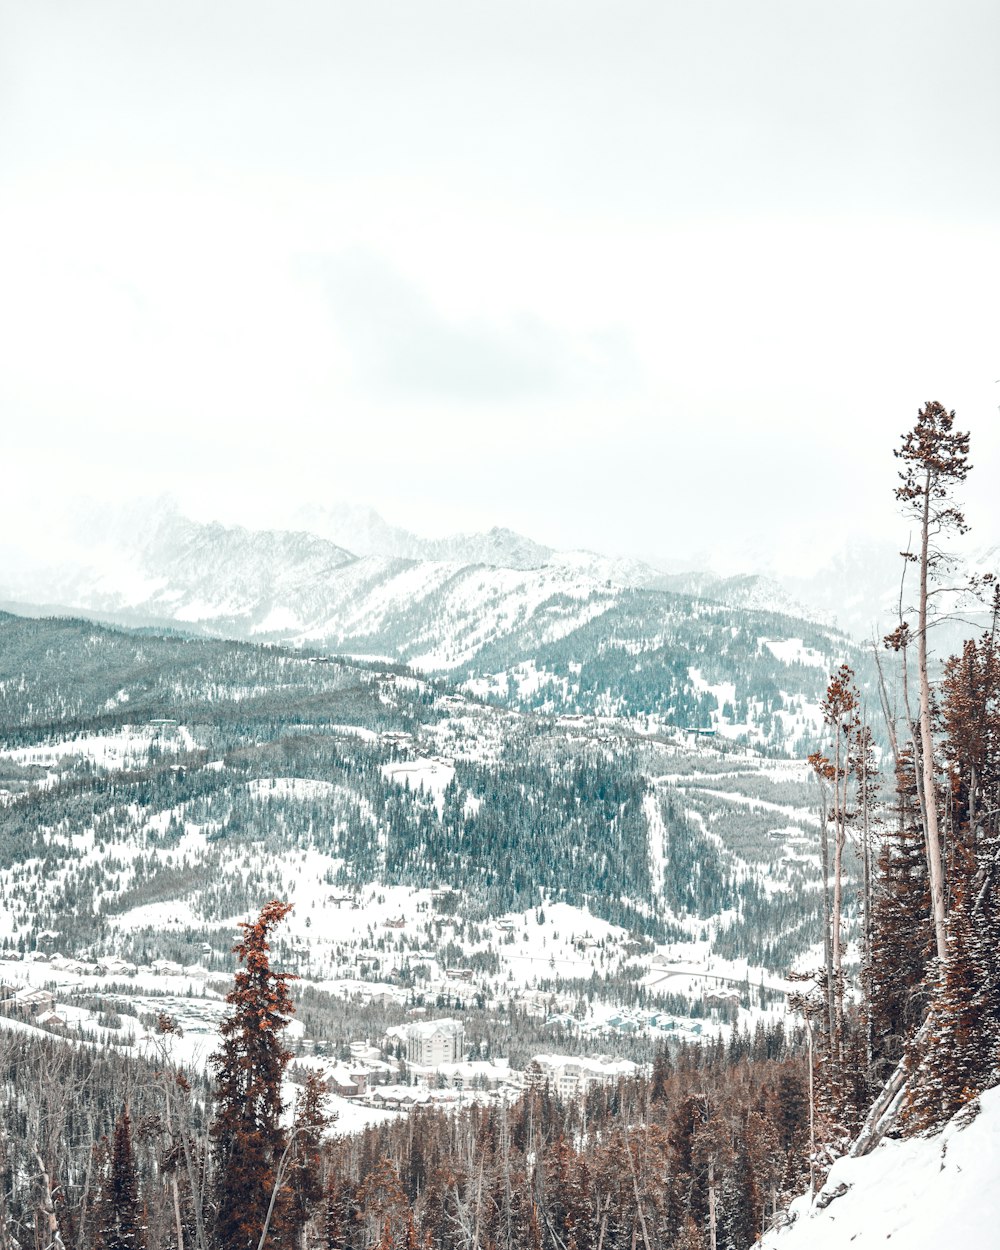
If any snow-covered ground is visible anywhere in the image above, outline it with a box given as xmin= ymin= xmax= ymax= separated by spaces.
xmin=380 ymin=758 xmax=455 ymax=814
xmin=1 ymin=724 xmax=196 ymax=770
xmin=686 ymin=787 xmax=819 ymax=826
xmin=759 ymin=637 xmax=831 ymax=669
xmin=763 ymin=1088 xmax=1000 ymax=1250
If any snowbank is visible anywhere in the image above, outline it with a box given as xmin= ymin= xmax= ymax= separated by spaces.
xmin=762 ymin=1086 xmax=1000 ymax=1250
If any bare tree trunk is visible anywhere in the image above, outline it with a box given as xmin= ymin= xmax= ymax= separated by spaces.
xmin=626 ymin=1137 xmax=652 ymax=1250
xmin=163 ymin=1063 xmax=209 ymax=1250
xmin=596 ymin=1194 xmax=611 ymax=1250
xmin=850 ymin=1017 xmax=931 ymax=1157
xmin=818 ymin=792 xmax=835 ymax=1044
xmin=77 ymin=1123 xmax=98 ymax=1250
xmin=258 ymin=1127 xmax=305 ymax=1250
xmin=171 ymin=1174 xmax=186 ymax=1250
xmin=891 ymin=601 xmax=939 ymax=958
xmin=873 ymin=642 xmax=901 ymax=770
xmin=34 ymin=1153 xmax=67 ymax=1250
xmin=707 ymin=1156 xmax=717 ymax=1250
xmin=807 ymin=1022 xmax=816 ymax=1202
xmin=501 ymin=1108 xmax=514 ymax=1250
xmin=831 ymin=725 xmax=846 ymax=1058
xmin=472 ymin=1154 xmax=484 ymax=1250
xmin=918 ymin=477 xmax=948 ymax=963
xmin=0 ymin=1137 xmax=10 ymax=1250
xmin=858 ymin=716 xmax=875 ymax=1078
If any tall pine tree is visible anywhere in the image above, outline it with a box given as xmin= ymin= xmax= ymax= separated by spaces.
xmin=95 ymin=1108 xmax=144 ymax=1250
xmin=866 ymin=747 xmax=932 ymax=1082
xmin=210 ymin=900 xmax=297 ymax=1250
xmin=894 ymin=399 xmax=972 ymax=963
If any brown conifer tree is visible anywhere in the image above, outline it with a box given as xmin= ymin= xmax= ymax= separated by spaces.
xmin=903 ymin=597 xmax=1000 ymax=1131
xmin=355 ymin=1155 xmax=410 ymax=1249
xmin=210 ymin=900 xmax=297 ymax=1250
xmin=903 ymin=857 xmax=995 ymax=1132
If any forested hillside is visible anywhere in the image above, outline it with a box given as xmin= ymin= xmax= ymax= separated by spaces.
xmin=0 ymin=607 xmax=837 ymax=992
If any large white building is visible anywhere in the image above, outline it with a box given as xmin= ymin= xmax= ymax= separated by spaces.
xmin=527 ymin=1054 xmax=639 ymax=1099
xmin=390 ymin=1017 xmax=466 ymax=1065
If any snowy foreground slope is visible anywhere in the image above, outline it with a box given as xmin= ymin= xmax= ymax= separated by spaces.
xmin=762 ymin=1087 xmax=1000 ymax=1250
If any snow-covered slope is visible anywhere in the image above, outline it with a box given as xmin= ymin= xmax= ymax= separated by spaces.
xmin=0 ymin=501 xmax=829 ymax=653
xmin=297 ymin=556 xmax=623 ymax=668
xmin=762 ymin=1088 xmax=1000 ymax=1250
xmin=0 ymin=501 xmax=661 ymax=638
xmin=0 ymin=608 xmax=844 ymax=976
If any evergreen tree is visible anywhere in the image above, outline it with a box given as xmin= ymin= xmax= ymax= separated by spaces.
xmin=717 ymin=1137 xmax=756 ymax=1250
xmin=95 ymin=1108 xmax=144 ymax=1250
xmin=288 ymin=1072 xmax=332 ymax=1247
xmin=902 ymin=600 xmax=1000 ymax=1131
xmin=649 ymin=1042 xmax=672 ymax=1104
xmin=867 ymin=748 xmax=932 ymax=1081
xmin=322 ymin=1170 xmax=354 ymax=1250
xmin=210 ymin=900 xmax=297 ymax=1250
xmin=355 ymin=1155 xmax=410 ymax=1249
xmin=903 ymin=862 xmax=994 ymax=1131
xmin=940 ymin=604 xmax=1000 ymax=868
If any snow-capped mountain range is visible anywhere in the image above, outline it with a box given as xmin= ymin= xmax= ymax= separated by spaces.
xmin=0 ymin=498 xmax=817 ymax=656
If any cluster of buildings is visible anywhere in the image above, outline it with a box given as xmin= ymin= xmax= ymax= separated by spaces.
xmin=525 ymin=1054 xmax=640 ymax=1099
xmin=2 ymin=948 xmax=204 ymax=980
xmin=0 ymin=943 xmax=649 ymax=1119
xmin=0 ymin=984 xmax=66 ymax=1029
xmin=0 ymin=947 xmax=222 ymax=1045
xmin=300 ymin=1017 xmax=642 ymax=1114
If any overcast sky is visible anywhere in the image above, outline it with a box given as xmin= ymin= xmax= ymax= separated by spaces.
xmin=2 ymin=1 xmax=998 ymax=573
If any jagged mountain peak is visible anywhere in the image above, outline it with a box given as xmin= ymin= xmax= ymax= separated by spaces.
xmin=291 ymin=502 xmax=420 ymax=559
xmin=422 ymin=525 xmax=554 ymax=569
xmin=292 ymin=502 xmax=554 ymax=570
